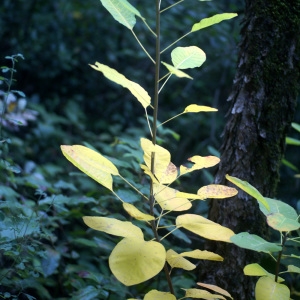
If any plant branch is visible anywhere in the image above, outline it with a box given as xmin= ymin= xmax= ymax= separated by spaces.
xmin=161 ymin=32 xmax=190 ymax=54
xmin=160 ymin=0 xmax=185 ymax=13
xmin=275 ymin=232 xmax=288 ymax=282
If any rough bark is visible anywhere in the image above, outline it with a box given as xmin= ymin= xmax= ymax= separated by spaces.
xmin=200 ymin=1 xmax=300 ymax=299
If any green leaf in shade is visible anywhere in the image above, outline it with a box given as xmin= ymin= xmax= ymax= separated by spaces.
xmin=285 ymin=137 xmax=300 ymax=146
xmin=161 ymin=62 xmax=193 ymax=79
xmin=281 ymin=158 xmax=298 ymax=171
xmin=244 ymin=263 xmax=285 ymax=282
xmin=266 ymin=213 xmax=300 ymax=232
xmin=225 ymin=174 xmax=270 ymax=210
xmin=171 ymin=46 xmax=206 ymax=69
xmin=292 ymin=122 xmax=300 ymax=133
xmin=99 ymin=0 xmax=143 ymax=30
xmin=90 ymin=62 xmax=151 ymax=108
xmin=191 ymin=13 xmax=238 ymax=32
xmin=259 ymin=198 xmax=298 ymax=219
xmin=230 ymin=232 xmax=282 ymax=253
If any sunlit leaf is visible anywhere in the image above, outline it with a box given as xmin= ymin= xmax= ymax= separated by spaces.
xmin=180 ymin=155 xmax=220 ymax=175
xmin=255 ymin=276 xmax=290 ymax=300
xmin=197 ymin=184 xmax=238 ymax=199
xmin=183 ymin=288 xmax=226 ymax=299
xmin=285 ymin=137 xmax=300 ymax=146
xmin=166 ymin=249 xmax=195 ymax=270
xmin=225 ymin=174 xmax=270 ymax=210
xmin=244 ymin=263 xmax=285 ymax=282
xmin=61 ymin=145 xmax=119 ymax=191
xmin=90 ymin=62 xmax=151 ymax=108
xmin=197 ymin=283 xmax=232 ymax=299
xmin=231 ymin=232 xmax=282 ymax=253
xmin=287 ymin=265 xmax=300 ymax=273
xmin=153 ymin=183 xmax=192 ymax=211
xmin=161 ymin=62 xmax=193 ymax=79
xmin=109 ymin=237 xmax=166 ymax=286
xmin=191 ymin=13 xmax=238 ymax=32
xmin=176 ymin=214 xmax=234 ymax=242
xmin=144 ymin=290 xmax=176 ymax=300
xmin=180 ymin=249 xmax=223 ymax=261
xmin=171 ymin=46 xmax=206 ymax=69
xmin=183 ymin=104 xmax=218 ymax=113
xmin=266 ymin=213 xmax=300 ymax=232
xmin=83 ymin=216 xmax=144 ymax=239
xmin=122 ymin=203 xmax=154 ymax=221
xmin=99 ymin=0 xmax=143 ymax=30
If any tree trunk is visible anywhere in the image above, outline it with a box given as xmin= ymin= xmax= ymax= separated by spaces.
xmin=200 ymin=1 xmax=300 ymax=299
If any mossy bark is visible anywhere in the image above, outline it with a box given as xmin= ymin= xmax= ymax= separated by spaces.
xmin=200 ymin=1 xmax=300 ymax=299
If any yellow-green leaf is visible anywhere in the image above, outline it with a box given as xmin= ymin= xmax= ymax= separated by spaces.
xmin=197 ymin=184 xmax=238 ymax=199
xmin=180 ymin=155 xmax=220 ymax=175
xmin=153 ymin=183 xmax=192 ymax=211
xmin=100 ymin=0 xmax=143 ymax=30
xmin=171 ymin=46 xmax=206 ymax=69
xmin=176 ymin=214 xmax=234 ymax=242
xmin=287 ymin=265 xmax=300 ymax=273
xmin=191 ymin=13 xmax=238 ymax=32
xmin=109 ymin=237 xmax=166 ymax=286
xmin=144 ymin=290 xmax=176 ymax=300
xmin=183 ymin=104 xmax=218 ymax=113
xmin=166 ymin=249 xmax=195 ymax=270
xmin=244 ymin=263 xmax=285 ymax=282
xmin=90 ymin=62 xmax=151 ymax=108
xmin=197 ymin=283 xmax=233 ymax=299
xmin=83 ymin=216 xmax=143 ymax=239
xmin=225 ymin=174 xmax=270 ymax=210
xmin=123 ymin=203 xmax=155 ymax=221
xmin=266 ymin=213 xmax=300 ymax=232
xmin=255 ymin=276 xmax=290 ymax=300
xmin=180 ymin=249 xmax=223 ymax=261
xmin=183 ymin=288 xmax=226 ymax=299
xmin=161 ymin=62 xmax=193 ymax=79
xmin=61 ymin=145 xmax=119 ymax=191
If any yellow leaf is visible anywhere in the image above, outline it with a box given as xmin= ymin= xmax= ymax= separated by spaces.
xmin=197 ymin=282 xmax=233 ymax=299
xmin=183 ymin=288 xmax=226 ymax=299
xmin=176 ymin=214 xmax=234 ymax=242
xmin=166 ymin=249 xmax=195 ymax=270
xmin=154 ymin=183 xmax=192 ymax=211
xmin=144 ymin=290 xmax=176 ymax=300
xmin=109 ymin=237 xmax=166 ymax=286
xmin=90 ymin=62 xmax=151 ymax=108
xmin=61 ymin=145 xmax=119 ymax=191
xmin=140 ymin=164 xmax=159 ymax=183
xmin=180 ymin=249 xmax=223 ymax=261
xmin=197 ymin=184 xmax=238 ymax=199
xmin=162 ymin=61 xmax=193 ymax=79
xmin=141 ymin=138 xmax=172 ymax=183
xmin=142 ymin=162 xmax=178 ymax=185
xmin=255 ymin=276 xmax=290 ymax=300
xmin=175 ymin=191 xmax=204 ymax=200
xmin=244 ymin=263 xmax=285 ymax=282
xmin=180 ymin=155 xmax=220 ymax=175
xmin=287 ymin=265 xmax=300 ymax=273
xmin=183 ymin=104 xmax=218 ymax=113
xmin=83 ymin=216 xmax=143 ymax=239
xmin=123 ymin=203 xmax=155 ymax=221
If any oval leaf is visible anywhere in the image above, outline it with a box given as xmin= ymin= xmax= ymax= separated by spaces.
xmin=144 ymin=290 xmax=176 ymax=300
xmin=61 ymin=145 xmax=119 ymax=191
xmin=183 ymin=104 xmax=218 ymax=113
xmin=100 ymin=0 xmax=142 ymax=29
xmin=166 ymin=249 xmax=195 ymax=270
xmin=123 ymin=203 xmax=155 ymax=221
xmin=83 ymin=216 xmax=143 ymax=239
xmin=176 ymin=214 xmax=234 ymax=242
xmin=162 ymin=62 xmax=193 ymax=79
xmin=266 ymin=213 xmax=300 ymax=232
xmin=197 ymin=283 xmax=232 ymax=299
xmin=197 ymin=184 xmax=238 ymax=200
xmin=230 ymin=232 xmax=282 ymax=253
xmin=259 ymin=198 xmax=298 ymax=219
xmin=180 ymin=155 xmax=220 ymax=175
xmin=287 ymin=265 xmax=300 ymax=273
xmin=109 ymin=238 xmax=166 ymax=286
xmin=255 ymin=276 xmax=290 ymax=300
xmin=90 ymin=62 xmax=151 ymax=108
xmin=180 ymin=249 xmax=223 ymax=261
xmin=171 ymin=46 xmax=206 ymax=69
xmin=225 ymin=174 xmax=270 ymax=210
xmin=191 ymin=13 xmax=238 ymax=32
xmin=183 ymin=288 xmax=226 ymax=299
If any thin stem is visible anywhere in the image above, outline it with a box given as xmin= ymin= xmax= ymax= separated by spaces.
xmin=145 ymin=108 xmax=153 ymax=137
xmin=275 ymin=232 xmax=288 ymax=282
xmin=119 ymin=174 xmax=149 ymax=201
xmin=158 ymin=112 xmax=184 ymax=127
xmin=161 ymin=32 xmax=190 ymax=54
xmin=131 ymin=29 xmax=155 ymax=64
xmin=160 ymin=0 xmax=185 ymax=13
xmin=158 ymin=73 xmax=172 ymax=94
xmin=142 ymin=18 xmax=157 ymax=37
